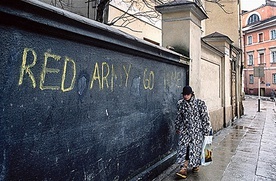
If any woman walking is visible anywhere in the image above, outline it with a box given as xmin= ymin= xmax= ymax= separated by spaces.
xmin=175 ymin=85 xmax=212 ymax=179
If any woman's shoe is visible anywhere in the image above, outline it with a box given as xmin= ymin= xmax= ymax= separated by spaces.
xmin=176 ymin=160 xmax=189 ymax=178
xmin=192 ymin=166 xmax=199 ymax=172
xmin=176 ymin=168 xmax=187 ymax=179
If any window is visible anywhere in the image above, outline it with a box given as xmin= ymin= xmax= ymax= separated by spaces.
xmin=258 ymin=33 xmax=263 ymax=42
xmin=249 ymin=74 xmax=254 ymax=84
xmin=248 ymin=54 xmax=253 ymax=65
xmin=259 ymin=53 xmax=264 ymax=65
xmin=248 ymin=36 xmax=252 ymax=45
xmin=247 ymin=14 xmax=260 ymax=25
xmin=271 ymin=51 xmax=276 ymax=63
xmin=273 ymin=74 xmax=276 ymax=84
xmin=271 ymin=30 xmax=276 ymax=40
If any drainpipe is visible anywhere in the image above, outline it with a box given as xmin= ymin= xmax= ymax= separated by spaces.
xmin=222 ymin=56 xmax=226 ymax=128
xmin=238 ymin=0 xmax=244 ymax=117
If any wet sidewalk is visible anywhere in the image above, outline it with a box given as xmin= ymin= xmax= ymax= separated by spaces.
xmin=153 ymin=96 xmax=276 ymax=181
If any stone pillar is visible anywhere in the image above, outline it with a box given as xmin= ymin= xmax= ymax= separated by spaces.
xmin=156 ymin=1 xmax=207 ymax=95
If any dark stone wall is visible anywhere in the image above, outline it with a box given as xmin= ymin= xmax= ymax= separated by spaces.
xmin=0 ymin=1 xmax=188 ymax=180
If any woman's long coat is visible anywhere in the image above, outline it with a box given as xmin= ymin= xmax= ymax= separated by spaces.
xmin=175 ymin=96 xmax=211 ymax=167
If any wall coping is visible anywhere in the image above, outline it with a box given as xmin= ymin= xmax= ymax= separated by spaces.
xmin=0 ymin=0 xmax=190 ymax=66
xmin=155 ymin=1 xmax=208 ymax=21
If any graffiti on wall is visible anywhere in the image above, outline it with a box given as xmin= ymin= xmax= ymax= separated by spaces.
xmin=18 ymin=48 xmax=183 ymax=93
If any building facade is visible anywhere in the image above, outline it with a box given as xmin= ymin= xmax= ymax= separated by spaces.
xmin=204 ymin=0 xmax=242 ymax=48
xmin=41 ymin=0 xmax=163 ymax=45
xmin=242 ymin=0 xmax=276 ymax=96
xmin=156 ymin=1 xmax=243 ymax=130
xmin=203 ymin=0 xmax=243 ymax=122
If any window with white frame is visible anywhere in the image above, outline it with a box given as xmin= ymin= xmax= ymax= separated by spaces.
xmin=271 ymin=50 xmax=276 ymax=63
xmin=248 ymin=35 xmax=253 ymax=45
xmin=259 ymin=52 xmax=264 ymax=65
xmin=247 ymin=14 xmax=260 ymax=25
xmin=248 ymin=54 xmax=253 ymax=65
xmin=258 ymin=33 xmax=263 ymax=42
xmin=271 ymin=29 xmax=276 ymax=40
xmin=273 ymin=74 xmax=276 ymax=84
xmin=249 ymin=74 xmax=254 ymax=84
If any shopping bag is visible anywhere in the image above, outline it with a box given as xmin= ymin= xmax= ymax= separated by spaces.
xmin=201 ymin=135 xmax=213 ymax=166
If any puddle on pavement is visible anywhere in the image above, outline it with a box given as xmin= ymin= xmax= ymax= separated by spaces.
xmin=233 ymin=125 xmax=258 ymax=133
xmin=234 ymin=125 xmax=249 ymax=129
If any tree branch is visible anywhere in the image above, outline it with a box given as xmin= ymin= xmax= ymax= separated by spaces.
xmin=205 ymin=0 xmax=233 ymax=14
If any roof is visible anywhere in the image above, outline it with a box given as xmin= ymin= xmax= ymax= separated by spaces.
xmin=243 ymin=16 xmax=276 ymax=32
xmin=202 ymin=32 xmax=233 ymax=44
xmin=242 ymin=0 xmax=276 ymax=14
xmin=204 ymin=32 xmax=228 ymax=38
xmin=155 ymin=0 xmax=208 ymax=20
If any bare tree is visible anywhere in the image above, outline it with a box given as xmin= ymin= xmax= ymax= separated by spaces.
xmin=96 ymin=0 xmax=232 ymax=30
xmin=105 ymin=0 xmax=166 ymax=32
xmin=47 ymin=0 xmax=232 ymax=31
xmin=205 ymin=0 xmax=233 ymax=14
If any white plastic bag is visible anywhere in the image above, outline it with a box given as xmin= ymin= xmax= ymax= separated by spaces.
xmin=201 ymin=135 xmax=213 ymax=166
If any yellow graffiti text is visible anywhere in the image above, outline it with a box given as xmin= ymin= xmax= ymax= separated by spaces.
xmin=90 ymin=62 xmax=131 ymax=91
xmin=18 ymin=48 xmax=76 ymax=92
xmin=61 ymin=57 xmax=76 ymax=92
xmin=143 ymin=68 xmax=154 ymax=90
xmin=18 ymin=48 xmax=37 ymax=88
xmin=123 ymin=64 xmax=131 ymax=87
xmin=40 ymin=52 xmax=61 ymax=90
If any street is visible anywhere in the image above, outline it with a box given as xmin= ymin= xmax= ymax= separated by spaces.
xmin=154 ymin=96 xmax=276 ymax=181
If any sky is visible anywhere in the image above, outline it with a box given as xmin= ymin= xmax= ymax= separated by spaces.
xmin=241 ymin=0 xmax=266 ymax=11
